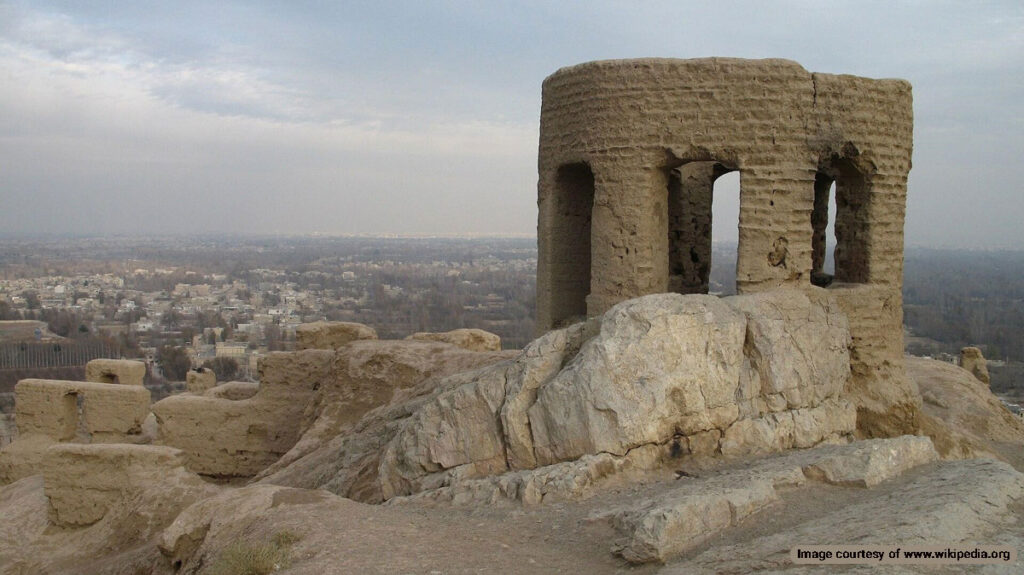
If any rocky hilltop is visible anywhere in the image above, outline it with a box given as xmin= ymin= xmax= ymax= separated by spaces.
xmin=1 ymin=287 xmax=1023 ymax=574
xmin=2 ymin=57 xmax=1021 ymax=574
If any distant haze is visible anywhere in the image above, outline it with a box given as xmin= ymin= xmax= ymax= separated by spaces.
xmin=1 ymin=1 xmax=1022 ymax=248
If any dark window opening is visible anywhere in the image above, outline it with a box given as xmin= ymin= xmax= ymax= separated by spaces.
xmin=667 ymin=162 xmax=739 ymax=295
xmin=812 ymin=156 xmax=870 ymax=286
xmin=549 ymin=163 xmax=594 ymax=327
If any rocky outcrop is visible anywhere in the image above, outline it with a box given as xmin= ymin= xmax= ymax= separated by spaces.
xmin=910 ymin=355 xmax=1024 ymax=460
xmin=156 ymin=340 xmax=516 ymax=480
xmin=295 ymin=320 xmax=377 ymax=350
xmin=159 ymin=484 xmax=340 ymax=572
xmin=660 ymin=457 xmax=1024 ymax=573
xmin=255 ymin=340 xmax=518 ymax=481
xmin=405 ymin=328 xmax=503 ymax=351
xmin=264 ymin=289 xmax=856 ymax=503
xmin=960 ymin=346 xmax=991 ymax=385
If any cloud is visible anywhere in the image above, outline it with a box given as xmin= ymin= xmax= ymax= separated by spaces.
xmin=0 ymin=1 xmax=1022 ymax=246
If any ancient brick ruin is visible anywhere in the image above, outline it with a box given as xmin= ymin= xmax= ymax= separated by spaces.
xmin=535 ymin=58 xmax=915 ymax=434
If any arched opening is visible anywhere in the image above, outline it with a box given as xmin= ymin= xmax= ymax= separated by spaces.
xmin=549 ymin=162 xmax=594 ymax=327
xmin=812 ymin=156 xmax=870 ymax=286
xmin=811 ymin=175 xmax=837 ymax=283
xmin=667 ymin=162 xmax=739 ymax=295
xmin=710 ymin=171 xmax=740 ymax=295
xmin=60 ymin=392 xmax=79 ymax=441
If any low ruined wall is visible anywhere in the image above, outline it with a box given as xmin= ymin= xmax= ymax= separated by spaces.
xmin=185 ymin=368 xmax=216 ymax=394
xmin=405 ymin=328 xmax=502 ymax=352
xmin=828 ymin=284 xmax=920 ymax=437
xmin=14 ymin=379 xmax=150 ymax=442
xmin=295 ymin=321 xmax=377 ymax=351
xmin=85 ymin=359 xmax=147 ymax=386
xmin=43 ymin=444 xmax=193 ymax=526
xmin=153 ymin=350 xmax=333 ymax=477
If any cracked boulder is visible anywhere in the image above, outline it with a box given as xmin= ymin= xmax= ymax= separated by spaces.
xmin=264 ymin=289 xmax=856 ymax=503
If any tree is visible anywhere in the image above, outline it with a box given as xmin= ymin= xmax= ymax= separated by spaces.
xmin=0 ymin=300 xmax=18 ymax=320
xmin=156 ymin=346 xmax=191 ymax=381
xmin=161 ymin=309 xmax=182 ymax=329
xmin=264 ymin=323 xmax=283 ymax=351
xmin=202 ymin=356 xmax=239 ymax=381
xmin=21 ymin=290 xmax=40 ymax=310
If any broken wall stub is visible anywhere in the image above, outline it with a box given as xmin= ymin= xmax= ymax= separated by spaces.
xmin=152 ymin=350 xmax=332 ymax=477
xmin=42 ymin=443 xmax=211 ymax=527
xmin=535 ymin=58 xmax=915 ymax=436
xmin=85 ymin=359 xmax=147 ymax=386
xmin=13 ymin=379 xmax=150 ymax=443
xmin=185 ymin=367 xmax=217 ymax=394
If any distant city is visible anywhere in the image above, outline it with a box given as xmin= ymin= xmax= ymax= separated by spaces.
xmin=1 ymin=235 xmax=1023 ymax=404
xmin=0 ymin=236 xmax=537 ymax=394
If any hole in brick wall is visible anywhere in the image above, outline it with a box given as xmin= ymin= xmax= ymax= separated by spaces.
xmin=813 ymin=156 xmax=870 ymax=285
xmin=549 ymin=162 xmax=594 ymax=327
xmin=666 ymin=163 xmax=739 ymax=296
xmin=711 ymin=171 xmax=740 ymax=295
xmin=59 ymin=392 xmax=78 ymax=441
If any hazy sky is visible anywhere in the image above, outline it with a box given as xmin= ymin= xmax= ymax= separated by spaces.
xmin=1 ymin=1 xmax=1022 ymax=247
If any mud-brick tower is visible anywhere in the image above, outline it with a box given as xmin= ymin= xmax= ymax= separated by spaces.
xmin=536 ymin=58 xmax=915 ymax=435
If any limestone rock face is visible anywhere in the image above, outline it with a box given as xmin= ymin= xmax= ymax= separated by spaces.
xmin=800 ymin=435 xmax=938 ymax=487
xmin=295 ymin=321 xmax=377 ymax=350
xmin=910 ymin=355 xmax=1024 ymax=459
xmin=527 ymin=294 xmax=746 ymax=465
xmin=266 ymin=290 xmax=855 ymax=503
xmin=661 ymin=458 xmax=1024 ymax=573
xmin=85 ymin=359 xmax=147 ymax=386
xmin=960 ymin=346 xmax=991 ymax=385
xmin=256 ymin=340 xmax=517 ymax=482
xmin=406 ymin=328 xmax=502 ymax=351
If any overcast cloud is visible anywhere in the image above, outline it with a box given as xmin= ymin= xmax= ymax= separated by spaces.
xmin=1 ymin=1 xmax=1022 ymax=247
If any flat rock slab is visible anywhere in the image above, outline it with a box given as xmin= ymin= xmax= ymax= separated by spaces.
xmin=659 ymin=457 xmax=1024 ymax=574
xmin=593 ymin=436 xmax=938 ymax=563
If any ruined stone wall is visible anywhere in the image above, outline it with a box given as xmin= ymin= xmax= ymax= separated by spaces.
xmin=85 ymin=359 xmax=147 ymax=386
xmin=13 ymin=379 xmax=150 ymax=442
xmin=152 ymin=350 xmax=332 ymax=477
xmin=537 ymin=58 xmax=912 ymax=327
xmin=536 ymin=58 xmax=914 ymax=435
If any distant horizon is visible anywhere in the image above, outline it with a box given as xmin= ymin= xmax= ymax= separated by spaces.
xmin=2 ymin=231 xmax=1024 ymax=254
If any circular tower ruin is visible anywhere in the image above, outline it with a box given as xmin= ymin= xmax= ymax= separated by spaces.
xmin=535 ymin=58 xmax=916 ymax=434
